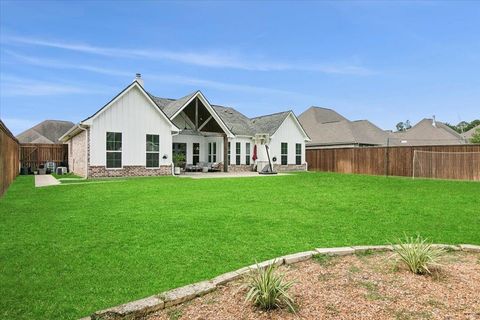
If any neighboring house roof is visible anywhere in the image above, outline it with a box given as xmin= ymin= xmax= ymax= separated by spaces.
xmin=389 ymin=118 xmax=465 ymax=146
xmin=305 ymin=119 xmax=388 ymax=147
xmin=298 ymin=107 xmax=387 ymax=147
xmin=299 ymin=106 xmax=348 ymax=126
xmin=16 ymin=120 xmax=75 ymax=144
xmin=463 ymin=125 xmax=480 ymax=141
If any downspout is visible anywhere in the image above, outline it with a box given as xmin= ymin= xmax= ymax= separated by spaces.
xmin=171 ymin=131 xmax=180 ymax=176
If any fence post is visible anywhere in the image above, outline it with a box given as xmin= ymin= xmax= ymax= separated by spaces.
xmin=384 ymin=138 xmax=389 ymax=177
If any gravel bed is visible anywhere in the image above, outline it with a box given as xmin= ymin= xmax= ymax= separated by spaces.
xmin=148 ymin=251 xmax=480 ymax=320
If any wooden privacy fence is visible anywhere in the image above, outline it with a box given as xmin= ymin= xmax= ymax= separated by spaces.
xmin=0 ymin=120 xmax=20 ymax=197
xmin=306 ymin=144 xmax=480 ymax=181
xmin=20 ymin=144 xmax=68 ymax=170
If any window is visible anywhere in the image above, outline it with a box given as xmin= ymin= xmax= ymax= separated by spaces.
xmin=281 ymin=142 xmax=288 ymax=165
xmin=208 ymin=142 xmax=216 ymax=162
xmin=296 ymin=143 xmax=302 ymax=165
xmin=227 ymin=142 xmax=231 ymax=165
xmin=146 ymin=134 xmax=159 ymax=168
xmin=106 ymin=132 xmax=122 ymax=168
xmin=236 ymin=142 xmax=241 ymax=165
xmin=172 ymin=143 xmax=187 ymax=163
xmin=193 ymin=143 xmax=200 ymax=165
xmin=245 ymin=143 xmax=251 ymax=165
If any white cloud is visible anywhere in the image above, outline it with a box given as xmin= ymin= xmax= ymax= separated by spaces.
xmin=3 ymin=51 xmax=314 ymax=98
xmin=3 ymin=35 xmax=374 ymax=75
xmin=0 ymin=75 xmax=112 ymax=96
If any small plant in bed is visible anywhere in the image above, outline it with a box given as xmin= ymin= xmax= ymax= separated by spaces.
xmin=244 ymin=261 xmax=296 ymax=313
xmin=393 ymin=235 xmax=445 ymax=275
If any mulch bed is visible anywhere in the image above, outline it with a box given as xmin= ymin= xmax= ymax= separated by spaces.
xmin=148 ymin=251 xmax=480 ymax=319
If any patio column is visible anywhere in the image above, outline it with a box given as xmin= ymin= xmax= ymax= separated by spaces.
xmin=223 ymin=134 xmax=228 ymax=172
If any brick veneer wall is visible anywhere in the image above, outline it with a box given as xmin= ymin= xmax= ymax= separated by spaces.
xmin=227 ymin=164 xmax=254 ymax=172
xmin=273 ymin=163 xmax=307 ymax=172
xmin=69 ymin=129 xmax=88 ymax=177
xmin=88 ymin=165 xmax=172 ymax=178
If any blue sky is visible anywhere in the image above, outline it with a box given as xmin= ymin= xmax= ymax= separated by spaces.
xmin=1 ymin=1 xmax=479 ymax=135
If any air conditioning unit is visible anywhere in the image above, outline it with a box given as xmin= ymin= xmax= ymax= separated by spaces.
xmin=56 ymin=166 xmax=67 ymax=175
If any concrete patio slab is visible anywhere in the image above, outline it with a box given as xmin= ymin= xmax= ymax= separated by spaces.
xmin=178 ymin=172 xmax=290 ymax=179
xmin=35 ymin=175 xmax=61 ymax=187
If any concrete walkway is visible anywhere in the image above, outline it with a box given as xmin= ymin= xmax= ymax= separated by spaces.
xmin=35 ymin=174 xmax=61 ymax=187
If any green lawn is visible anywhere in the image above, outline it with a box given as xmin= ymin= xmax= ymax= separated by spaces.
xmin=1 ymin=172 xmax=479 ymax=319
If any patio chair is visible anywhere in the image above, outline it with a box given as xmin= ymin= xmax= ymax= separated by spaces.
xmin=210 ymin=162 xmax=222 ymax=172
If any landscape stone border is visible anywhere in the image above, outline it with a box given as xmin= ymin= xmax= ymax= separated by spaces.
xmin=84 ymin=243 xmax=480 ymax=320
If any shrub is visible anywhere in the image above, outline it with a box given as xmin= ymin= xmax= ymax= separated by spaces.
xmin=244 ymin=261 xmax=296 ymax=312
xmin=393 ymin=235 xmax=444 ymax=275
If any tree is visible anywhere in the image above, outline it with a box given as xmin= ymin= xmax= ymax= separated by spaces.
xmin=396 ymin=120 xmax=412 ymax=132
xmin=444 ymin=119 xmax=480 ymax=133
xmin=471 ymin=128 xmax=480 ymax=144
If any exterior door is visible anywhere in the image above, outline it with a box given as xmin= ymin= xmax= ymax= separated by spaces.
xmin=193 ymin=143 xmax=200 ymax=165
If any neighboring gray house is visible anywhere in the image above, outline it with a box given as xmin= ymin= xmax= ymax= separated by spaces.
xmin=298 ymin=107 xmax=388 ymax=149
xmin=463 ymin=125 xmax=480 ymax=143
xmin=389 ymin=118 xmax=465 ymax=146
xmin=16 ymin=120 xmax=75 ymax=144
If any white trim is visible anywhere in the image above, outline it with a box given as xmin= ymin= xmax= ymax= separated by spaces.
xmin=171 ymin=91 xmax=235 ymax=138
xmin=83 ymin=82 xmax=180 ymax=133
xmin=105 ymin=131 xmax=123 ymax=170
xmin=271 ymin=112 xmax=311 ymax=141
xmin=145 ymin=133 xmax=161 ymax=169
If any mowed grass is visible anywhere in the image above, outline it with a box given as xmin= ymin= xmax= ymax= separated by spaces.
xmin=1 ymin=172 xmax=479 ymax=319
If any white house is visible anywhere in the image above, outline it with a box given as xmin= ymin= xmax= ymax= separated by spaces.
xmin=60 ymin=75 xmax=310 ymax=178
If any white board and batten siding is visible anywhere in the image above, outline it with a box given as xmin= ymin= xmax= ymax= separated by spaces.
xmin=228 ymin=136 xmax=254 ymax=165
xmin=89 ymin=86 xmax=173 ymax=167
xmin=269 ymin=113 xmax=306 ymax=165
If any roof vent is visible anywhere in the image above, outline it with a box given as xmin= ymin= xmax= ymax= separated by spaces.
xmin=432 ymin=115 xmax=436 ymax=127
xmin=134 ymin=73 xmax=144 ymax=87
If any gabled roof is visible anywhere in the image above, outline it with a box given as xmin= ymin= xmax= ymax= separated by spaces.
xmin=81 ymin=81 xmax=178 ymax=131
xmin=150 ymin=92 xmax=197 ymax=118
xmin=212 ymin=105 xmax=258 ymax=136
xmin=304 ymin=119 xmax=388 ymax=146
xmin=298 ymin=107 xmax=387 ymax=146
xmin=62 ymin=80 xmax=309 ymax=141
xmin=389 ymin=118 xmax=465 ymax=145
xmin=16 ymin=120 xmax=75 ymax=144
xmin=298 ymin=106 xmax=348 ymax=125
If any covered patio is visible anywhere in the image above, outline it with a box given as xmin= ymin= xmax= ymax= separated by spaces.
xmin=170 ymin=91 xmax=234 ymax=172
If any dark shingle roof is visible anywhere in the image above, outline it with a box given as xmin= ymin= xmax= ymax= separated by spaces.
xmin=389 ymin=118 xmax=465 ymax=146
xmin=212 ymin=105 xmax=258 ymax=136
xmin=250 ymin=111 xmax=291 ymax=135
xmin=150 ymin=92 xmax=197 ymax=118
xmin=16 ymin=120 xmax=75 ymax=144
xmin=298 ymin=107 xmax=388 ymax=146
xmin=149 ymin=91 xmax=296 ymax=137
